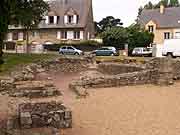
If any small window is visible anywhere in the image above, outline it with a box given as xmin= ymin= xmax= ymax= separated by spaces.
xmin=57 ymin=16 xmax=60 ymax=24
xmin=61 ymin=31 xmax=67 ymax=39
xmin=61 ymin=47 xmax=66 ymax=49
xmin=67 ymin=47 xmax=74 ymax=50
xmin=74 ymin=31 xmax=80 ymax=39
xmin=49 ymin=16 xmax=54 ymax=24
xmin=148 ymin=25 xmax=154 ymax=33
xmin=13 ymin=32 xmax=18 ymax=40
xmin=164 ymin=32 xmax=170 ymax=39
xmin=76 ymin=15 xmax=79 ymax=24
xmin=32 ymin=31 xmax=39 ymax=37
xmin=68 ymin=15 xmax=73 ymax=24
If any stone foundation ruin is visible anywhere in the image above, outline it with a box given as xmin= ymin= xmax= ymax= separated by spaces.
xmin=70 ymin=58 xmax=180 ymax=97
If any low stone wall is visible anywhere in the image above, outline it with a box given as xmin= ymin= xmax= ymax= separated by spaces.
xmin=98 ymin=63 xmax=145 ymax=75
xmin=70 ymin=69 xmax=158 ymax=97
xmin=19 ymin=102 xmax=72 ymax=129
xmin=9 ymin=81 xmax=61 ymax=98
xmin=7 ymin=102 xmax=72 ymax=130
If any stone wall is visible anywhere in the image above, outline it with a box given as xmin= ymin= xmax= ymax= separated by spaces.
xmin=70 ymin=69 xmax=158 ymax=97
xmin=0 ymin=55 xmax=95 ymax=98
xmin=98 ymin=63 xmax=145 ymax=75
xmin=19 ymin=102 xmax=72 ymax=129
xmin=9 ymin=81 xmax=61 ymax=98
xmin=6 ymin=102 xmax=72 ymax=130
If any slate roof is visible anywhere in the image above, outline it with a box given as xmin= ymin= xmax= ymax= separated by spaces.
xmin=39 ymin=0 xmax=92 ymax=29
xmin=139 ymin=7 xmax=180 ymax=28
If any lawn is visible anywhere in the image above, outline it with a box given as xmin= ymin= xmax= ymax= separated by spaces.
xmin=0 ymin=53 xmax=57 ymax=75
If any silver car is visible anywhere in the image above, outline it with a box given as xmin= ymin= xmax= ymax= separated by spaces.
xmin=59 ymin=46 xmax=84 ymax=55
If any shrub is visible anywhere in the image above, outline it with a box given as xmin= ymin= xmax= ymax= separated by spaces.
xmin=43 ymin=40 xmax=103 ymax=52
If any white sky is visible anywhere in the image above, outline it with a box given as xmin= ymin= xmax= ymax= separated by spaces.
xmin=93 ymin=0 xmax=158 ymax=26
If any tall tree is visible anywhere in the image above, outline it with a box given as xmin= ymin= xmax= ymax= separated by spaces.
xmin=16 ymin=0 xmax=49 ymax=53
xmin=0 ymin=0 xmax=17 ymax=65
xmin=144 ymin=1 xmax=154 ymax=9
xmin=95 ymin=16 xmax=123 ymax=35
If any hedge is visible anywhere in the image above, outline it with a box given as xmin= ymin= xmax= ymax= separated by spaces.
xmin=43 ymin=40 xmax=103 ymax=52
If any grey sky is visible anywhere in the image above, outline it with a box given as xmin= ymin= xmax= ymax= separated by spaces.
xmin=93 ymin=0 xmax=158 ymax=26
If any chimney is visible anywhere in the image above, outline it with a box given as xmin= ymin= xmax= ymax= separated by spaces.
xmin=160 ymin=4 xmax=165 ymax=14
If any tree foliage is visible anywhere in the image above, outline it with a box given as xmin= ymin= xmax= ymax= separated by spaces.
xmin=94 ymin=16 xmax=123 ymax=35
xmin=101 ymin=27 xmax=128 ymax=49
xmin=100 ymin=24 xmax=154 ymax=50
xmin=0 ymin=0 xmax=49 ymax=62
xmin=127 ymin=24 xmax=154 ymax=50
xmin=15 ymin=0 xmax=49 ymax=53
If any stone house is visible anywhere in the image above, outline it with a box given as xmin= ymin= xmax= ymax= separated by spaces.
xmin=4 ymin=0 xmax=95 ymax=51
xmin=138 ymin=5 xmax=180 ymax=44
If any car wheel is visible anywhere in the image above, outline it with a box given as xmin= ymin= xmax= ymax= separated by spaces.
xmin=59 ymin=52 xmax=64 ymax=55
xmin=74 ymin=52 xmax=79 ymax=55
xmin=167 ymin=52 xmax=173 ymax=58
xmin=110 ymin=53 xmax=114 ymax=56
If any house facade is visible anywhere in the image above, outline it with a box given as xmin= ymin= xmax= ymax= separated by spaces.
xmin=138 ymin=5 xmax=180 ymax=44
xmin=5 ymin=0 xmax=95 ymax=47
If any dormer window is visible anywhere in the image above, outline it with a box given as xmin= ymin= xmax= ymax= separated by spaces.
xmin=68 ymin=15 xmax=73 ymax=24
xmin=64 ymin=8 xmax=78 ymax=24
xmin=49 ymin=16 xmax=54 ymax=24
xmin=148 ymin=25 xmax=154 ymax=33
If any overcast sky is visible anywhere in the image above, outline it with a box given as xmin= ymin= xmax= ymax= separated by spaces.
xmin=93 ymin=0 xmax=158 ymax=26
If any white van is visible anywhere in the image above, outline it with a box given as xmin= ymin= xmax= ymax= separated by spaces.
xmin=162 ymin=39 xmax=180 ymax=57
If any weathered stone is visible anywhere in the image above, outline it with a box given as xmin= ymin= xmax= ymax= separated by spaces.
xmin=18 ymin=102 xmax=72 ymax=129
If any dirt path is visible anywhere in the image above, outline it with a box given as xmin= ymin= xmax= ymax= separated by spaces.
xmin=52 ymin=72 xmax=80 ymax=106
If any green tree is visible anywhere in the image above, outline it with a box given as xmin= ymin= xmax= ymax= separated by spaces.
xmin=144 ymin=1 xmax=154 ymax=9
xmin=127 ymin=24 xmax=154 ymax=50
xmin=101 ymin=27 xmax=128 ymax=49
xmin=0 ymin=0 xmax=17 ymax=65
xmin=16 ymin=0 xmax=49 ymax=53
xmin=169 ymin=0 xmax=179 ymax=6
xmin=97 ymin=16 xmax=123 ymax=34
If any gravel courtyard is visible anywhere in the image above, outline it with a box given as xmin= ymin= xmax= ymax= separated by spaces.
xmin=61 ymin=82 xmax=180 ymax=135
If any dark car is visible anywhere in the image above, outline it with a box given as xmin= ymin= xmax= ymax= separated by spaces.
xmin=92 ymin=47 xmax=118 ymax=56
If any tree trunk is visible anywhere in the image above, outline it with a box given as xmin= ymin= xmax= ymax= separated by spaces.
xmin=26 ymin=30 xmax=30 ymax=53
xmin=0 ymin=33 xmax=4 ymax=66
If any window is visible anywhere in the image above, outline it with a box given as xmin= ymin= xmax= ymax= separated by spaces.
xmin=76 ymin=15 xmax=79 ymax=24
xmin=74 ymin=31 xmax=80 ymax=39
xmin=148 ymin=25 xmax=154 ymax=33
xmin=57 ymin=16 xmax=60 ymax=24
xmin=175 ymin=32 xmax=180 ymax=39
xmin=68 ymin=15 xmax=73 ymax=24
xmin=32 ymin=31 xmax=39 ymax=37
xmin=61 ymin=31 xmax=67 ymax=39
xmin=67 ymin=46 xmax=74 ymax=50
xmin=164 ymin=32 xmax=170 ymax=39
xmin=49 ymin=16 xmax=54 ymax=24
xmin=61 ymin=47 xmax=66 ymax=50
xmin=13 ymin=32 xmax=18 ymax=40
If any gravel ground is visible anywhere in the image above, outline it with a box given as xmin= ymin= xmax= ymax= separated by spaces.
xmin=62 ymin=82 xmax=180 ymax=135
xmin=1 ymin=73 xmax=180 ymax=135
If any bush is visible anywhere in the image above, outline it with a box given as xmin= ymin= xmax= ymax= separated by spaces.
xmin=43 ymin=40 xmax=103 ymax=52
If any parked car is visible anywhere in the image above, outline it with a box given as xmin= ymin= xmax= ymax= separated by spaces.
xmin=132 ymin=47 xmax=152 ymax=57
xmin=162 ymin=39 xmax=180 ymax=58
xmin=59 ymin=46 xmax=84 ymax=55
xmin=92 ymin=47 xmax=118 ymax=56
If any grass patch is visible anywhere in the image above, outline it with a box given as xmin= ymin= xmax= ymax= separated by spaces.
xmin=0 ymin=53 xmax=57 ymax=75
